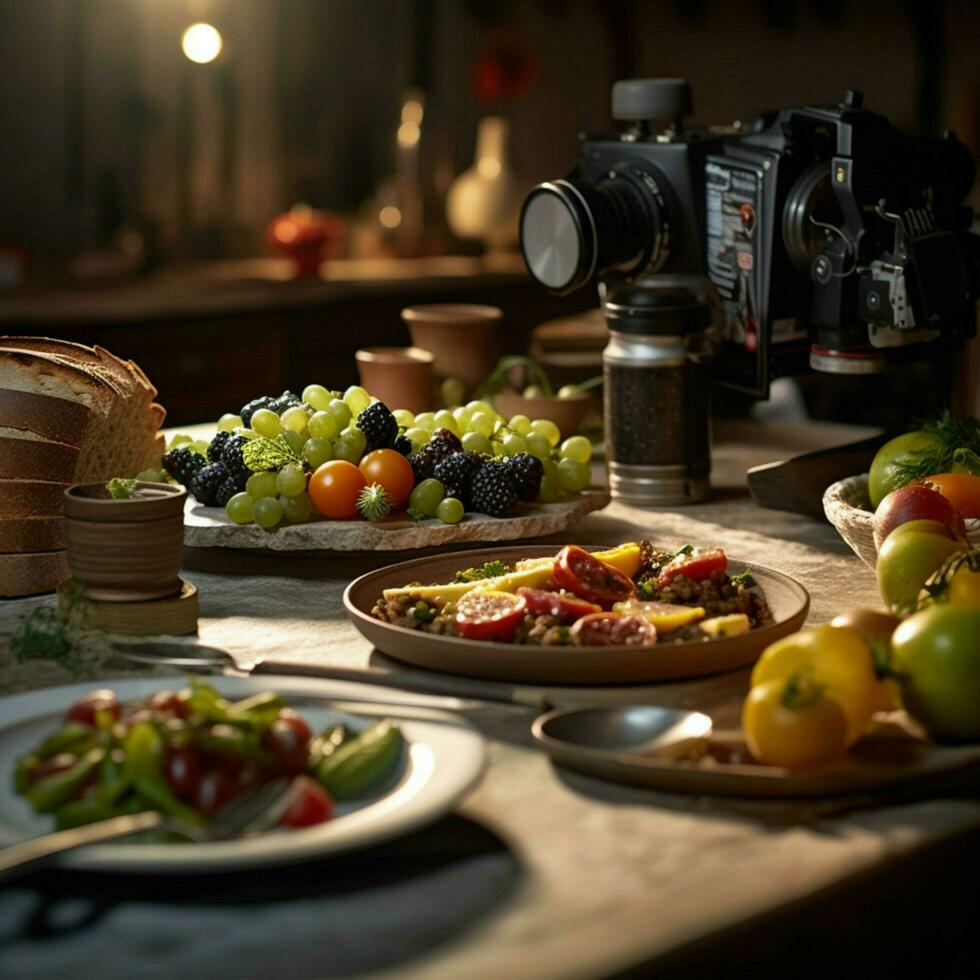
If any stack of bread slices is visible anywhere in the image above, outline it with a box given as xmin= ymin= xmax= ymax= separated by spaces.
xmin=0 ymin=337 xmax=166 ymax=596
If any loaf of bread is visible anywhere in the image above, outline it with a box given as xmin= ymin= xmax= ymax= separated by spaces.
xmin=0 ymin=337 xmax=167 ymax=596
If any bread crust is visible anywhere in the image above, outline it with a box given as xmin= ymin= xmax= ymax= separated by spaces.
xmin=0 ymin=550 xmax=69 ymax=597
xmin=0 ymin=480 xmax=69 ymax=518
xmin=0 ymin=388 xmax=92 ymax=446
xmin=0 ymin=516 xmax=64 ymax=553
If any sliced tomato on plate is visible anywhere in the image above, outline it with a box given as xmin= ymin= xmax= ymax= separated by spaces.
xmin=569 ymin=612 xmax=658 ymax=647
xmin=454 ymin=590 xmax=527 ymax=642
xmin=278 ymin=775 xmax=335 ymax=828
xmin=553 ymin=546 xmax=636 ymax=607
xmin=656 ymin=548 xmax=727 ymax=587
xmin=516 ymin=587 xmax=601 ymax=622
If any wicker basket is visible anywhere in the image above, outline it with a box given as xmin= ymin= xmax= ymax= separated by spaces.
xmin=823 ymin=473 xmax=980 ymax=569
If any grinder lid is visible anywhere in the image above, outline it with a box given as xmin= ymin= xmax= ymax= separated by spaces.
xmin=603 ymin=283 xmax=711 ymax=336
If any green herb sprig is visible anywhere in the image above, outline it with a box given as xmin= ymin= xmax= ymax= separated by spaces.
xmin=891 ymin=412 xmax=980 ymax=485
xmin=106 ymin=478 xmax=138 ymax=499
xmin=453 ymin=560 xmax=513 ymax=583
xmin=242 ymin=434 xmax=303 ymax=473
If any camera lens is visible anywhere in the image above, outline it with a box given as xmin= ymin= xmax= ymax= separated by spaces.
xmin=782 ymin=163 xmax=842 ymax=275
xmin=520 ymin=166 xmax=670 ymax=294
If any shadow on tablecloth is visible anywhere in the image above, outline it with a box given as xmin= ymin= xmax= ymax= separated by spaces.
xmin=0 ymin=813 xmax=523 ymax=980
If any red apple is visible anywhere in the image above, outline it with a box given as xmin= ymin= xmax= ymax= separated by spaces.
xmin=872 ymin=484 xmax=967 ymax=550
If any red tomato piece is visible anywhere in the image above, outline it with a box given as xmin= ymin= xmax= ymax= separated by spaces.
xmin=278 ymin=775 xmax=335 ymax=829
xmin=164 ymin=746 xmax=203 ymax=800
xmin=656 ymin=548 xmax=728 ymax=587
xmin=553 ymin=546 xmax=636 ymax=607
xmin=65 ymin=689 xmax=121 ymax=727
xmin=148 ymin=690 xmax=192 ymax=719
xmin=569 ymin=612 xmax=658 ymax=647
xmin=454 ymin=590 xmax=527 ymax=642
xmin=516 ymin=587 xmax=601 ymax=622
xmin=195 ymin=769 xmax=240 ymax=815
xmin=261 ymin=709 xmax=313 ymax=774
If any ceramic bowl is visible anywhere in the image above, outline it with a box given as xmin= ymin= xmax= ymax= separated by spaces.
xmin=492 ymin=387 xmax=592 ymax=438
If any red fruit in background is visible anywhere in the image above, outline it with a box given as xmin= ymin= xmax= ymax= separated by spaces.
xmin=872 ymin=484 xmax=967 ymax=550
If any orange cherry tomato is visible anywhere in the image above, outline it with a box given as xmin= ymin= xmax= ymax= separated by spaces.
xmin=308 ymin=460 xmax=366 ymax=519
xmin=358 ymin=450 xmax=415 ymax=508
xmin=918 ymin=473 xmax=980 ymax=519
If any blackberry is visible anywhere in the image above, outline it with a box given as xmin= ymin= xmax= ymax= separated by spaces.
xmin=430 ymin=428 xmax=462 ymax=454
xmin=207 ymin=430 xmax=232 ymax=463
xmin=392 ymin=433 xmax=413 ymax=456
xmin=409 ymin=434 xmax=459 ymax=482
xmin=214 ymin=476 xmax=240 ymax=508
xmin=469 ymin=461 xmax=518 ymax=517
xmin=409 ymin=448 xmax=437 ymax=482
xmin=190 ymin=461 xmax=229 ymax=506
xmin=357 ymin=402 xmax=398 ymax=451
xmin=433 ymin=452 xmax=483 ymax=506
xmin=218 ymin=435 xmax=251 ymax=490
xmin=240 ymin=390 xmax=301 ymax=426
xmin=162 ymin=447 xmax=206 ymax=487
xmin=502 ymin=452 xmax=544 ymax=503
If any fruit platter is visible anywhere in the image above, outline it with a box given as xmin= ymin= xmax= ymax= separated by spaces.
xmin=150 ymin=383 xmax=609 ymax=551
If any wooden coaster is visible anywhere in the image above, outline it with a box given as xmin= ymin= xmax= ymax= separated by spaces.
xmin=58 ymin=578 xmax=199 ymax=636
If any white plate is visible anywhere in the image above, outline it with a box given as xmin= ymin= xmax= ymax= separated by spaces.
xmin=0 ymin=676 xmax=486 ymax=874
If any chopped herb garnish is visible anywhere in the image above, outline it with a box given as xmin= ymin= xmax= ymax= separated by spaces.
xmin=638 ymin=579 xmax=657 ymax=599
xmin=411 ymin=601 xmax=436 ymax=624
xmin=731 ymin=569 xmax=756 ymax=588
xmin=106 ymin=478 xmax=138 ymax=499
xmin=453 ymin=560 xmax=513 ymax=583
xmin=242 ymin=434 xmax=302 ymax=473
xmin=673 ymin=544 xmax=694 ymax=557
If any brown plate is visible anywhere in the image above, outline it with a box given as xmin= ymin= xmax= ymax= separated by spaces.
xmin=533 ymin=711 xmax=980 ymax=798
xmin=343 ymin=545 xmax=810 ymax=685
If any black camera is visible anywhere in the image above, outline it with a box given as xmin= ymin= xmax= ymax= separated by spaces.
xmin=520 ymin=79 xmax=979 ymax=396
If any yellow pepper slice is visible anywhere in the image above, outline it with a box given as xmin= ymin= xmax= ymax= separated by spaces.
xmin=612 ymin=599 xmax=704 ymax=632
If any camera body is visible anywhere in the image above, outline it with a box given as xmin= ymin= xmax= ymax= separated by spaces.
xmin=520 ymin=80 xmax=979 ymax=396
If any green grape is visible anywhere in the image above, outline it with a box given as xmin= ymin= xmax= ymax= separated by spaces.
xmin=234 ymin=427 xmax=259 ymax=440
xmin=466 ymin=400 xmax=493 ymax=416
xmin=253 ymin=496 xmax=284 ymax=530
xmin=303 ymin=437 xmax=332 ymax=469
xmin=440 ymin=377 xmax=466 ymax=407
xmin=276 ymin=463 xmax=308 ymax=497
xmin=217 ymin=413 xmax=243 ymax=432
xmin=468 ymin=412 xmax=494 ymax=437
xmin=168 ymin=433 xmax=192 ymax=448
xmin=414 ymin=411 xmax=436 ymax=431
xmin=225 ymin=492 xmax=255 ymax=525
xmin=280 ymin=405 xmax=310 ymax=434
xmin=343 ymin=385 xmax=371 ymax=414
xmin=408 ymin=478 xmax=444 ymax=517
xmin=433 ymin=410 xmax=458 ymax=435
xmin=251 ymin=408 xmax=282 ymax=438
xmin=538 ymin=474 xmax=564 ymax=502
xmin=499 ymin=432 xmax=527 ymax=456
xmin=308 ymin=410 xmax=339 ymax=440
xmin=436 ymin=497 xmax=464 ymax=524
xmin=280 ymin=490 xmax=313 ymax=523
xmin=557 ymin=458 xmax=591 ymax=492
xmin=246 ymin=471 xmax=279 ymax=499
xmin=340 ymin=425 xmax=366 ymax=457
xmin=393 ymin=408 xmax=415 ymax=428
xmin=530 ymin=418 xmax=561 ymax=447
xmin=135 ymin=468 xmax=166 ymax=483
xmin=559 ymin=435 xmax=592 ymax=463
xmin=461 ymin=431 xmax=492 ymax=455
xmin=508 ymin=414 xmax=531 ymax=435
xmin=405 ymin=427 xmax=429 ymax=451
xmin=326 ymin=398 xmax=352 ymax=429
xmin=302 ymin=384 xmax=333 ymax=411
xmin=282 ymin=429 xmax=305 ymax=454
xmin=332 ymin=437 xmax=360 ymax=463
xmin=557 ymin=384 xmax=583 ymax=399
xmin=452 ymin=406 xmax=472 ymax=429
xmin=190 ymin=440 xmax=210 ymax=456
xmin=525 ymin=432 xmax=552 ymax=461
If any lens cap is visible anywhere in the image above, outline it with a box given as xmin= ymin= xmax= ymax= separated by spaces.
xmin=604 ymin=283 xmax=710 ymax=336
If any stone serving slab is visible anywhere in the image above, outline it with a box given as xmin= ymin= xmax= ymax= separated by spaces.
xmin=183 ymin=488 xmax=610 ymax=552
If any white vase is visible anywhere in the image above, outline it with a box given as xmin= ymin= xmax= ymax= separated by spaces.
xmin=446 ymin=116 xmax=526 ymax=249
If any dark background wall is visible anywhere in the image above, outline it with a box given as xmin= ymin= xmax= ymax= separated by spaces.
xmin=2 ymin=0 xmax=978 ymax=263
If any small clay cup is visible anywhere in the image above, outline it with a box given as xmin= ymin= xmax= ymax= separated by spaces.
xmin=63 ymin=482 xmax=186 ymax=602
xmin=356 ymin=346 xmax=435 ymax=415
xmin=401 ymin=304 xmax=502 ymax=394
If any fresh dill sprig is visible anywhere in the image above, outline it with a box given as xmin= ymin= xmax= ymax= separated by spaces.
xmin=891 ymin=412 xmax=980 ymax=484
xmin=242 ymin=434 xmax=303 ymax=473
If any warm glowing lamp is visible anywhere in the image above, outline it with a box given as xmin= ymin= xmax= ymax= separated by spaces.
xmin=181 ymin=22 xmax=223 ymax=64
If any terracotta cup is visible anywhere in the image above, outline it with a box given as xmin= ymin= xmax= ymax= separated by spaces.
xmin=356 ymin=346 xmax=435 ymax=415
xmin=401 ymin=304 xmax=502 ymax=394
xmin=63 ymin=482 xmax=186 ymax=602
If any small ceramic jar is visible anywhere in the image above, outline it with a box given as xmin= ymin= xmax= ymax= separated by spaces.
xmin=356 ymin=346 xmax=435 ymax=415
xmin=63 ymin=482 xmax=186 ymax=601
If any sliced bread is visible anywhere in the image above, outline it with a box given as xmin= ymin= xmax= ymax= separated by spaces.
xmin=0 ymin=429 xmax=81 ymax=482
xmin=0 ymin=480 xmax=69 ymax=519
xmin=0 ymin=517 xmax=64 ymax=554
xmin=0 ymin=388 xmax=93 ymax=446
xmin=0 ymin=550 xmax=69 ymax=597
